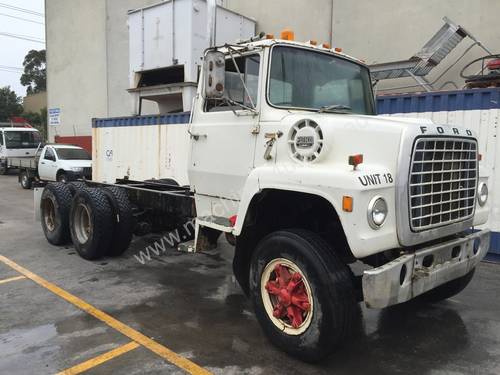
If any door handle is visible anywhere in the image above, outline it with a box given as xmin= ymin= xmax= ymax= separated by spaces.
xmin=190 ymin=133 xmax=207 ymax=141
xmin=41 ymin=162 xmax=45 ymax=164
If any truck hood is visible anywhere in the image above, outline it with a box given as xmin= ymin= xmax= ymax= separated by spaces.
xmin=59 ymin=160 xmax=92 ymax=168
xmin=278 ymin=112 xmax=476 ymax=171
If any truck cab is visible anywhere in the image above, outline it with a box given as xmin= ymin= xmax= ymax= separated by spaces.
xmin=187 ymin=37 xmax=490 ymax=360
xmin=0 ymin=127 xmax=42 ymax=174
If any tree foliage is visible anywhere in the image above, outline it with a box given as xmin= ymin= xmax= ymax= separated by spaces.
xmin=22 ymin=108 xmax=48 ymax=139
xmin=0 ymin=86 xmax=23 ymax=122
xmin=20 ymin=49 xmax=46 ymax=95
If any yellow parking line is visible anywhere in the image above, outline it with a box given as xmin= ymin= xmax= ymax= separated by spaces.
xmin=56 ymin=341 xmax=140 ymax=375
xmin=0 ymin=255 xmax=212 ymax=375
xmin=0 ymin=275 xmax=26 ymax=285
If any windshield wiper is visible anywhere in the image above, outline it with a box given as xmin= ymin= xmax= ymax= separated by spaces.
xmin=318 ymin=104 xmax=352 ymax=113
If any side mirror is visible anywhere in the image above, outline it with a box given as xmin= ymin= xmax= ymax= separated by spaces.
xmin=204 ymin=51 xmax=225 ymax=99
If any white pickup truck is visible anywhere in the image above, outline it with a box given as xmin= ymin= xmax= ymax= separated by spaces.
xmin=0 ymin=127 xmax=42 ymax=175
xmin=9 ymin=144 xmax=92 ymax=189
xmin=38 ymin=36 xmax=490 ymax=362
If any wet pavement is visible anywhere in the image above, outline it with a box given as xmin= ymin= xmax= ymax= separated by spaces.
xmin=1 ymin=173 xmax=499 ymax=374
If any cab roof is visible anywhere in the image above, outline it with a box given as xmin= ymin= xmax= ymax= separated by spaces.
xmin=0 ymin=127 xmax=40 ymax=132
xmin=229 ymin=38 xmax=367 ymax=67
xmin=48 ymin=144 xmax=84 ymax=150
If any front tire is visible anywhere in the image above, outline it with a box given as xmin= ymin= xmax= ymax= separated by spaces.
xmin=249 ymin=229 xmax=357 ymax=362
xmin=57 ymin=172 xmax=68 ymax=183
xmin=0 ymin=164 xmax=8 ymax=175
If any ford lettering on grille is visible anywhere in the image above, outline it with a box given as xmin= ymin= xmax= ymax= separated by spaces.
xmin=409 ymin=138 xmax=478 ymax=231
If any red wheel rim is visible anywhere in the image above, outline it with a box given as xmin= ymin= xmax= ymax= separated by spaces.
xmin=261 ymin=258 xmax=313 ymax=334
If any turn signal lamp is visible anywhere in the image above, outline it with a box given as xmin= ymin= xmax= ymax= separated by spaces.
xmin=280 ymin=29 xmax=295 ymax=41
xmin=307 ymin=40 xmax=318 ymax=46
xmin=266 ymin=33 xmax=275 ymax=39
xmin=229 ymin=215 xmax=237 ymax=227
xmin=343 ymin=196 xmax=353 ymax=212
xmin=322 ymin=43 xmax=331 ymax=49
xmin=348 ymin=154 xmax=363 ymax=169
xmin=334 ymin=47 xmax=343 ymax=53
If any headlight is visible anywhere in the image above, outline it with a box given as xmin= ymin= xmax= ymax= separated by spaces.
xmin=477 ymin=182 xmax=488 ymax=206
xmin=367 ymin=196 xmax=388 ymax=229
xmin=71 ymin=167 xmax=84 ymax=172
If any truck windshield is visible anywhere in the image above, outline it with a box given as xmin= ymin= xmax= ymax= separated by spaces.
xmin=4 ymin=131 xmax=42 ymax=149
xmin=55 ymin=148 xmax=91 ymax=160
xmin=268 ymin=46 xmax=375 ymax=115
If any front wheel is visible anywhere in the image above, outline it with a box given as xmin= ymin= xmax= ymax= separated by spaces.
xmin=249 ymin=229 xmax=357 ymax=362
xmin=0 ymin=164 xmax=8 ymax=175
xmin=57 ymin=173 xmax=68 ymax=183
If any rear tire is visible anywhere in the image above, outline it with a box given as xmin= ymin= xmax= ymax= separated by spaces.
xmin=70 ymin=188 xmax=113 ymax=260
xmin=103 ymin=186 xmax=134 ymax=256
xmin=249 ymin=229 xmax=357 ymax=362
xmin=419 ymin=269 xmax=476 ymax=303
xmin=40 ymin=183 xmax=73 ymax=245
xmin=0 ymin=164 xmax=8 ymax=175
xmin=20 ymin=171 xmax=32 ymax=189
xmin=67 ymin=181 xmax=88 ymax=196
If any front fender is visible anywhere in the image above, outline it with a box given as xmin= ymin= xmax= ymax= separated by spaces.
xmin=234 ymin=163 xmax=401 ymax=259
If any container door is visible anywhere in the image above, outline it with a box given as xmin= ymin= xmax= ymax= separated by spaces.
xmin=189 ymin=54 xmax=261 ymax=220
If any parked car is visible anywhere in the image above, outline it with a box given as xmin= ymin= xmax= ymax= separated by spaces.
xmin=9 ymin=144 xmax=92 ymax=189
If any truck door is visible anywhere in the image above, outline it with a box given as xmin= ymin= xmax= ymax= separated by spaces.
xmin=189 ymin=53 xmax=261 ymax=220
xmin=0 ymin=130 xmax=4 ymax=158
xmin=39 ymin=147 xmax=58 ymax=181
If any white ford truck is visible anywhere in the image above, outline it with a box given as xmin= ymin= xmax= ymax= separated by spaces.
xmin=38 ymin=36 xmax=490 ymax=361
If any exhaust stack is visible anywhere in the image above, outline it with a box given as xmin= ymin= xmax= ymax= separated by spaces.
xmin=207 ymin=0 xmax=217 ymax=47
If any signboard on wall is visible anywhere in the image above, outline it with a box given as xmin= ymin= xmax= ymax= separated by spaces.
xmin=48 ymin=108 xmax=61 ymax=126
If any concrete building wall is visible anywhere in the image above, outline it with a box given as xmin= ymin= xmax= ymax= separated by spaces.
xmin=222 ymin=0 xmax=334 ymax=45
xmin=23 ymin=91 xmax=47 ymax=113
xmin=105 ymin=0 xmax=160 ymax=117
xmin=331 ymin=0 xmax=500 ymax=93
xmin=46 ymin=0 xmax=108 ymax=141
xmin=46 ymin=0 xmax=500 ymax=140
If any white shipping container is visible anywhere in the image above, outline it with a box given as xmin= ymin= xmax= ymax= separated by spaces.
xmin=92 ymin=113 xmax=191 ymax=184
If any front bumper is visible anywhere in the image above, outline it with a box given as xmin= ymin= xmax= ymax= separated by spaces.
xmin=363 ymin=229 xmax=490 ymax=308
xmin=66 ymin=170 xmax=92 ymax=181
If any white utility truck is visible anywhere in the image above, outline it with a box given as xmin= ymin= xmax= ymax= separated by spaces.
xmin=0 ymin=127 xmax=42 ymax=175
xmin=10 ymin=144 xmax=92 ymax=189
xmin=38 ymin=36 xmax=491 ymax=361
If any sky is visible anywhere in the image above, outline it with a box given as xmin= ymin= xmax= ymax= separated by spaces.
xmin=0 ymin=0 xmax=45 ymax=98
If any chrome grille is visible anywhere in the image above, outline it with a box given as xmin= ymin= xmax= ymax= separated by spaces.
xmin=409 ymin=137 xmax=477 ymax=231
